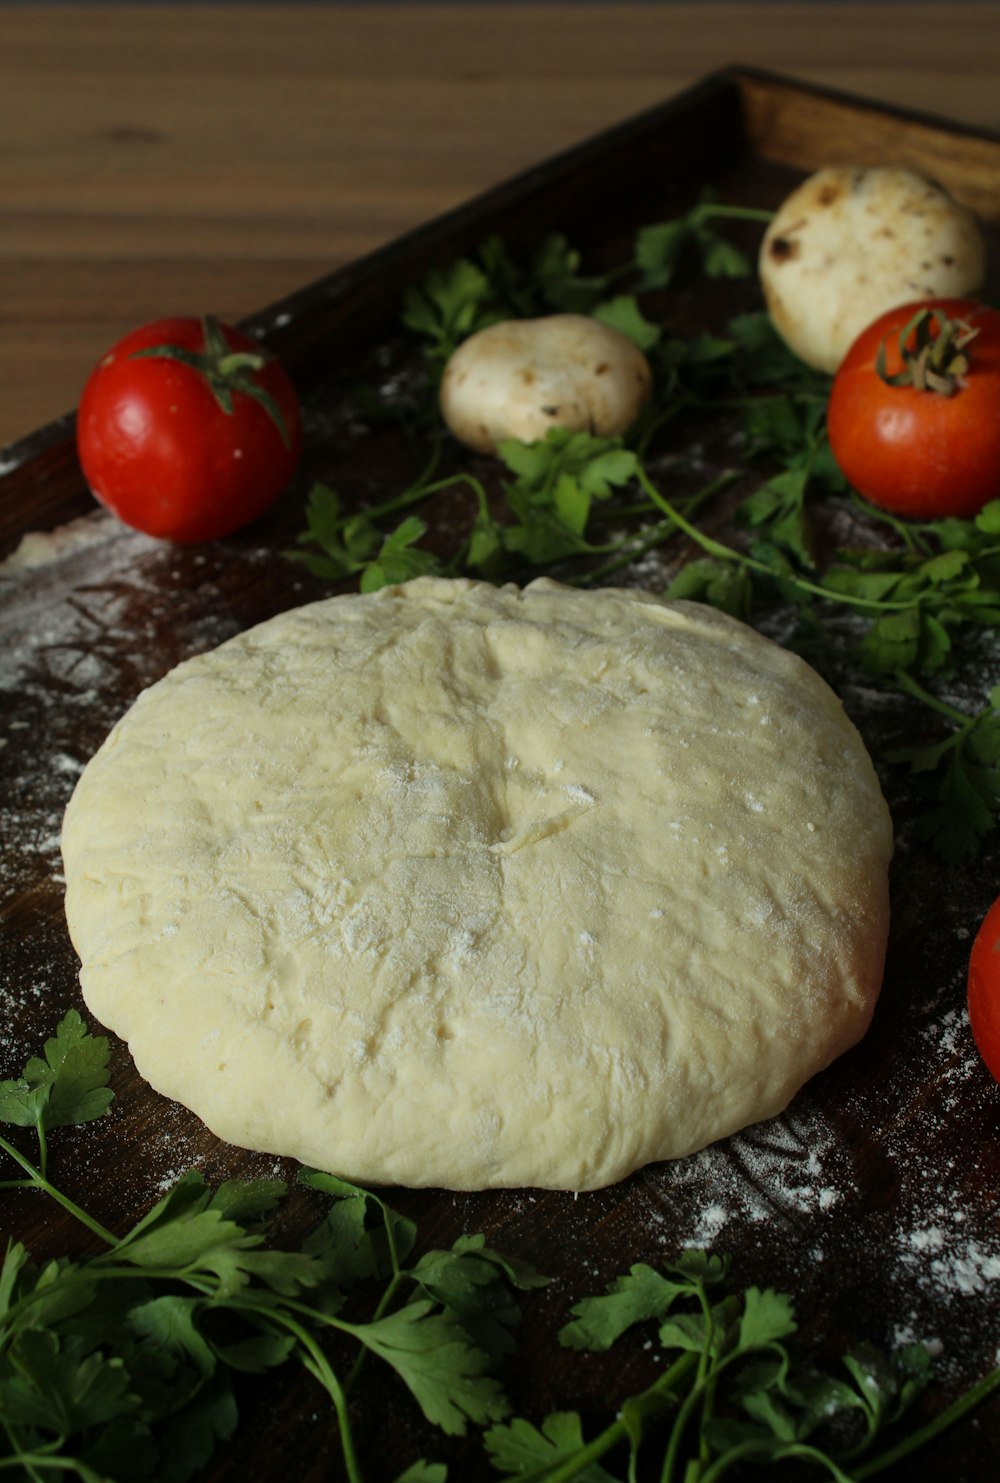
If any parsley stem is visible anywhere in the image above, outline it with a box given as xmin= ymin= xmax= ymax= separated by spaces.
xmin=343 ymin=1270 xmax=405 ymax=1393
xmin=515 ymin=1353 xmax=698 ymax=1483
xmin=633 ymin=466 xmax=929 ymax=615
xmin=574 ymin=470 xmax=745 ymax=586
xmin=0 ymin=1457 xmax=101 ymax=1479
xmin=568 ymin=519 xmax=676 ymax=585
xmin=661 ymin=1360 xmax=711 ymax=1483
xmin=634 ymin=464 xmax=751 ymax=562
xmin=288 ymin=1324 xmax=365 ymax=1483
xmin=696 ymin=1438 xmax=852 ymax=1480
xmin=636 ymin=401 xmax=684 ymax=460
xmin=853 ymin=1363 xmax=1000 ymax=1478
xmin=357 ymin=461 xmax=488 ymax=529
xmin=0 ymin=1133 xmax=116 ymax=1247
xmin=79 ymin=1263 xmax=212 ymax=1284
xmin=893 ymin=669 xmax=985 ymax=728
xmin=216 ymin=1292 xmax=366 ymax=1483
xmin=847 ymin=492 xmax=925 ymax=558
xmin=0 ymin=1416 xmax=55 ymax=1483
xmin=691 ymin=203 xmax=774 ymax=226
xmin=400 ymin=415 xmax=446 ymax=494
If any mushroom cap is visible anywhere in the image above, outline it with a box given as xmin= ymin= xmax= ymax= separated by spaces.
xmin=759 ymin=165 xmax=987 ymax=374
xmin=440 ymin=313 xmax=652 ymax=455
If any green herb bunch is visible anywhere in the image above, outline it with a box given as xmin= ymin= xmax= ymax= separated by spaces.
xmin=0 ymin=1014 xmax=544 ymax=1482
xmin=3 ymin=1014 xmax=1000 ymax=1481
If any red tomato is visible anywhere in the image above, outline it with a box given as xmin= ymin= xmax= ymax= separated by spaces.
xmin=76 ymin=315 xmax=301 ymax=542
xmin=969 ymin=895 xmax=1000 ymax=1082
xmin=827 ymin=297 xmax=1000 ymax=520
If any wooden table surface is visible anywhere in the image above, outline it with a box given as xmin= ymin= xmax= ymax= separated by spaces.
xmin=2 ymin=2 xmax=1000 ymax=452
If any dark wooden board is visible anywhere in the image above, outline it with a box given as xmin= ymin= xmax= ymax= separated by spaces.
xmin=3 ymin=68 xmax=1000 ymax=1480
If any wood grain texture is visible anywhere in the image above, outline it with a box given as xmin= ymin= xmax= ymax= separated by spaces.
xmin=2 ymin=3 xmax=1000 ymax=448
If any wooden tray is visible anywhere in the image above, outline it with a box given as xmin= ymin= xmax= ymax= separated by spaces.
xmin=3 ymin=68 xmax=1000 ymax=1481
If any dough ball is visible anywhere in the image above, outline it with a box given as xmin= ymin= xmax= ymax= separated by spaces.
xmin=62 ymin=578 xmax=892 ymax=1192
xmin=439 ymin=314 xmax=652 ymax=454
xmin=759 ymin=165 xmax=986 ymax=373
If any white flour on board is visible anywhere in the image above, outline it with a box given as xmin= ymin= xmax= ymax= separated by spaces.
xmin=3 ymin=504 xmax=1000 ymax=1397
xmin=0 ymin=511 xmax=119 ymax=574
xmin=0 ymin=507 xmax=249 ymax=989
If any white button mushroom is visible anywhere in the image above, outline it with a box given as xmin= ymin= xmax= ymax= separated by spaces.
xmin=439 ymin=313 xmax=653 ymax=455
xmin=759 ymin=165 xmax=987 ymax=374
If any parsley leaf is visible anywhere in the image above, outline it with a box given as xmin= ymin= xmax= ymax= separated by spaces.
xmin=592 ymin=294 xmax=661 ymax=351
xmin=495 ymin=427 xmax=640 ymax=568
xmin=401 ymin=257 xmax=503 ymax=362
xmin=393 ymin=1464 xmax=448 ymax=1483
xmin=498 ymin=1255 xmax=953 ymax=1482
xmin=0 ymin=1022 xmax=545 ymax=1479
xmin=888 ymin=682 xmax=1000 ymax=862
xmin=0 ymin=1009 xmax=113 ymax=1140
xmin=359 ymin=516 xmax=441 ymax=592
xmin=352 ymin=1301 xmax=510 ymax=1435
xmin=634 ymin=197 xmax=766 ymax=291
xmin=286 ymin=482 xmax=381 ymax=582
xmin=737 ymin=1286 xmax=798 ymax=1349
xmin=298 ymin=1166 xmax=418 ymax=1277
xmin=486 ymin=1411 xmax=619 ymax=1479
xmin=560 ymin=1262 xmax=704 ymax=1351
xmin=410 ymin=1234 xmax=548 ymax=1360
xmin=103 ymin=1178 xmax=329 ymax=1307
xmin=727 ymin=310 xmax=829 ymax=391
xmin=666 ymin=557 xmax=753 ymax=618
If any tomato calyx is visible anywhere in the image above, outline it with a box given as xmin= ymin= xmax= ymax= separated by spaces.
xmin=129 ymin=314 xmax=294 ymax=448
xmin=875 ymin=306 xmax=980 ymax=397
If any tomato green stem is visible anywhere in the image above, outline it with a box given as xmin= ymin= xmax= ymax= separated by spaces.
xmin=875 ymin=307 xmax=978 ymax=397
xmin=129 ymin=314 xmax=294 ymax=447
xmin=216 ymin=350 xmax=268 ymax=378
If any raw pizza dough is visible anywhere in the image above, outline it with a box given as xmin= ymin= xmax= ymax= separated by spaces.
xmin=62 ymin=577 xmax=892 ymax=1191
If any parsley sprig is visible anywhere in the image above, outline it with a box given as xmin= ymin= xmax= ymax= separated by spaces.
xmin=0 ymin=1010 xmax=116 ymax=1242
xmin=0 ymin=1014 xmax=545 ymax=1482
xmin=887 ymin=675 xmax=1000 ymax=862
xmin=487 ymin=1258 xmax=959 ymax=1482
xmin=289 ymin=424 xmax=738 ymax=592
xmin=4 ymin=1015 xmax=1000 ymax=1479
xmin=399 ymin=196 xmax=770 ymax=368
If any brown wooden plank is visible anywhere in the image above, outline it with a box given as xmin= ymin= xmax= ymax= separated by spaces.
xmin=737 ymin=68 xmax=1000 ymax=217
xmin=3 ymin=4 xmax=1000 ymax=449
